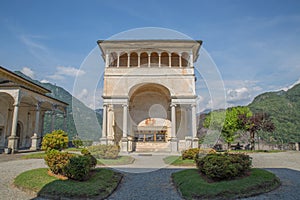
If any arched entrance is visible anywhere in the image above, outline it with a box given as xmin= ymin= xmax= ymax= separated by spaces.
xmin=129 ymin=83 xmax=172 ymax=151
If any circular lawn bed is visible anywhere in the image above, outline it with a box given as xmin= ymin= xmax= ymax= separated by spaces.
xmin=172 ymin=168 xmax=280 ymax=200
xmin=14 ymin=168 xmax=122 ymax=199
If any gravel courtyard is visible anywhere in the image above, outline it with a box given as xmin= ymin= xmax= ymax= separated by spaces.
xmin=0 ymin=151 xmax=299 ymax=200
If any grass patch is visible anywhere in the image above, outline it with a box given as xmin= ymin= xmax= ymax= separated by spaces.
xmin=22 ymin=152 xmax=46 ymax=159
xmin=97 ymin=156 xmax=135 ymax=165
xmin=172 ymin=168 xmax=280 ymax=200
xmin=14 ymin=168 xmax=122 ymax=199
xmin=66 ymin=147 xmax=84 ymax=152
xmin=163 ymin=156 xmax=195 ymax=166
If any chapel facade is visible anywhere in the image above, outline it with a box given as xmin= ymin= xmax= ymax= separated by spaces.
xmin=98 ymin=40 xmax=202 ymax=153
xmin=0 ymin=67 xmax=68 ymax=153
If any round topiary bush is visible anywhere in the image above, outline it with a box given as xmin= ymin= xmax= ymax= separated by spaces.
xmin=42 ymin=130 xmax=68 ymax=152
xmin=196 ymin=153 xmax=252 ymax=181
xmin=44 ymin=149 xmax=74 ymax=175
xmin=63 ymin=156 xmax=91 ymax=181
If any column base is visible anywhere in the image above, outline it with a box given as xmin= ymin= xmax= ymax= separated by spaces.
xmin=100 ymin=137 xmax=108 ymax=145
xmin=170 ymin=137 xmax=178 ymax=153
xmin=192 ymin=137 xmax=199 ymax=148
xmin=30 ymin=133 xmax=40 ymax=151
xmin=120 ymin=137 xmax=128 ymax=152
xmin=8 ymin=136 xmax=19 ymax=153
xmin=107 ymin=137 xmax=114 ymax=145
xmin=185 ymin=136 xmax=192 ymax=149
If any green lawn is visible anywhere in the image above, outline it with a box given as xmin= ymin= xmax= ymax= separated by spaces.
xmin=98 ymin=156 xmax=135 ymax=165
xmin=172 ymin=168 xmax=280 ymax=200
xmin=21 ymin=152 xmax=46 ymax=159
xmin=14 ymin=168 xmax=122 ymax=199
xmin=163 ymin=156 xmax=195 ymax=166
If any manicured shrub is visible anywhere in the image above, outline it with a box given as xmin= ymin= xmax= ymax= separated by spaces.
xmin=44 ymin=149 xmax=74 ymax=175
xmin=63 ymin=156 xmax=91 ymax=181
xmin=81 ymin=148 xmax=97 ymax=168
xmin=42 ymin=130 xmax=68 ymax=152
xmin=81 ymin=148 xmax=90 ymax=155
xmin=88 ymin=144 xmax=119 ymax=159
xmin=182 ymin=148 xmax=217 ymax=160
xmin=182 ymin=148 xmax=199 ymax=160
xmin=72 ymin=135 xmax=83 ymax=148
xmin=196 ymin=153 xmax=252 ymax=181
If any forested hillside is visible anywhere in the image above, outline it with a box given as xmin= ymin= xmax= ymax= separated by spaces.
xmin=249 ymin=84 xmax=300 ymax=144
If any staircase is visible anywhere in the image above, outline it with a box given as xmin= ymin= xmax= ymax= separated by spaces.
xmin=135 ymin=142 xmax=171 ymax=152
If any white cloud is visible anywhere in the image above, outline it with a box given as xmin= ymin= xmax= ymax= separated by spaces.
xmin=48 ymin=66 xmax=85 ymax=80
xmin=227 ymin=87 xmax=250 ymax=103
xmin=40 ymin=79 xmax=50 ymax=83
xmin=56 ymin=66 xmax=85 ymax=77
xmin=21 ymin=67 xmax=35 ymax=79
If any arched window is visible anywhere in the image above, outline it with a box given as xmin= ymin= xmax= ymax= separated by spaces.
xmin=130 ymin=52 xmax=138 ymax=67
xmin=171 ymin=53 xmax=179 ymax=67
xmin=181 ymin=52 xmax=189 ymax=67
xmin=161 ymin=52 xmax=169 ymax=67
xmin=140 ymin=52 xmax=148 ymax=67
xmin=119 ymin=52 xmax=128 ymax=67
xmin=150 ymin=52 xmax=159 ymax=66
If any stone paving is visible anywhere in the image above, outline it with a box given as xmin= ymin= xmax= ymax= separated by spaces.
xmin=0 ymin=151 xmax=300 ymax=200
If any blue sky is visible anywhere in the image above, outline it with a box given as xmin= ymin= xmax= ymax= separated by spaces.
xmin=1 ymin=0 xmax=300 ymax=110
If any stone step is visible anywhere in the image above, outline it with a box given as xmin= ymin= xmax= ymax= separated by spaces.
xmin=135 ymin=142 xmax=170 ymax=152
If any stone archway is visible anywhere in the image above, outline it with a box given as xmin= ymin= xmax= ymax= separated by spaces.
xmin=129 ymin=83 xmax=172 ymax=151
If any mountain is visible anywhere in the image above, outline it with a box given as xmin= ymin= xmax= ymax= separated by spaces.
xmin=248 ymin=83 xmax=300 ymax=144
xmin=14 ymin=71 xmax=103 ymax=141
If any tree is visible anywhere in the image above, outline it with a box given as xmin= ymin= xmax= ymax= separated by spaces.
xmin=204 ymin=106 xmax=252 ymax=149
xmin=238 ymin=112 xmax=275 ymax=150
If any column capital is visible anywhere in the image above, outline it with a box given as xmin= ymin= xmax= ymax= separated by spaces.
xmin=102 ymin=104 xmax=108 ymax=108
xmin=122 ymin=104 xmax=128 ymax=108
xmin=191 ymin=103 xmax=197 ymax=108
xmin=170 ymin=103 xmax=177 ymax=107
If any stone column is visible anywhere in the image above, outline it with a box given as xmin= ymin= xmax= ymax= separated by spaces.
xmin=179 ymin=54 xmax=182 ymax=68
xmin=63 ymin=107 xmax=67 ymax=132
xmin=31 ymin=102 xmax=42 ymax=150
xmin=100 ymin=104 xmax=107 ymax=144
xmin=117 ymin=52 xmax=120 ymax=68
xmin=191 ymin=103 xmax=199 ymax=148
xmin=158 ymin=53 xmax=161 ymax=68
xmin=169 ymin=53 xmax=172 ymax=68
xmin=170 ymin=103 xmax=178 ymax=152
xmin=189 ymin=52 xmax=193 ymax=67
xmin=51 ymin=105 xmax=56 ymax=131
xmin=148 ymin=53 xmax=151 ymax=67
xmin=107 ymin=105 xmax=114 ymax=144
xmin=121 ymin=104 xmax=128 ymax=153
xmin=138 ymin=53 xmax=140 ymax=67
xmin=8 ymin=100 xmax=20 ymax=153
xmin=105 ymin=53 xmax=109 ymax=68
xmin=127 ymin=54 xmax=130 ymax=68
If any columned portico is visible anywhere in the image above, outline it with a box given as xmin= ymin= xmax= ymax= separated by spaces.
xmin=0 ymin=66 xmax=68 ymax=153
xmin=98 ymin=39 xmax=202 ymax=153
